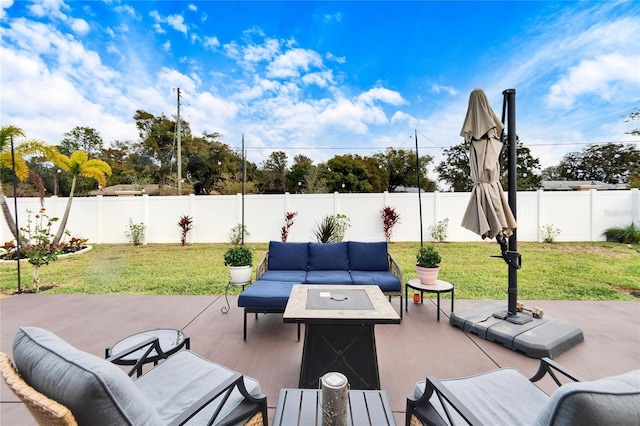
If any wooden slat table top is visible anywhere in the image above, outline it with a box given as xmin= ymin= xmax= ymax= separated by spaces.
xmin=273 ymin=388 xmax=396 ymax=426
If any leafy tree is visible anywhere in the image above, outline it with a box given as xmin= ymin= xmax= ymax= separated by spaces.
xmin=541 ymin=165 xmax=563 ymax=181
xmin=557 ymin=143 xmax=639 ymax=184
xmin=499 ymin=141 xmax=542 ymax=191
xmin=374 ymin=148 xmax=434 ymax=192
xmin=259 ymin=151 xmax=288 ymax=193
xmin=624 ymin=108 xmax=639 ymax=137
xmin=437 ymin=140 xmax=542 ymax=191
xmin=184 ymin=132 xmax=242 ymax=195
xmin=0 ymin=126 xmax=67 ymax=245
xmin=52 ymin=151 xmax=111 ymax=245
xmin=304 ymin=163 xmax=328 ymax=194
xmin=325 ymin=154 xmax=376 ymax=193
xmin=435 ymin=144 xmax=472 ymax=192
xmin=133 ymin=110 xmax=186 ymax=184
xmin=59 ymin=127 xmax=104 ymax=157
xmin=286 ymin=155 xmax=314 ymax=193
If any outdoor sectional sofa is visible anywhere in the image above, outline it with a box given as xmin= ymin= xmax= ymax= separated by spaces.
xmin=237 ymin=241 xmax=403 ymax=340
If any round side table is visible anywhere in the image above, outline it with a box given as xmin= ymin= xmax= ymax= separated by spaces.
xmin=106 ymin=328 xmax=190 ymax=377
xmin=405 ymin=278 xmax=454 ymax=321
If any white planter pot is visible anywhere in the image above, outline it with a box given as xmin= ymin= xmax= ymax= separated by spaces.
xmin=415 ymin=265 xmax=440 ymax=285
xmin=229 ymin=265 xmax=252 ymax=284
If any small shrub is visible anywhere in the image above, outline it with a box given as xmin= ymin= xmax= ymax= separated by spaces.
xmin=381 ymin=206 xmax=400 ymax=242
xmin=334 ymin=213 xmax=351 ymax=242
xmin=603 ymin=222 xmax=640 ymax=244
xmin=281 ymin=211 xmax=298 ymax=242
xmin=313 ymin=214 xmax=351 ymax=243
xmin=416 ymin=245 xmax=441 ymax=268
xmin=177 ymin=215 xmax=193 ymax=246
xmin=125 ymin=219 xmax=146 ymax=246
xmin=540 ymin=224 xmax=561 ymax=243
xmin=229 ymin=224 xmax=250 ymax=245
xmin=429 ymin=218 xmax=449 ymax=242
xmin=223 ymin=245 xmax=253 ymax=266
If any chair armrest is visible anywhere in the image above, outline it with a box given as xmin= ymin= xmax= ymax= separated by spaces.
xmin=256 ymin=252 xmax=268 ymax=280
xmin=530 ymin=357 xmax=584 ymax=386
xmin=106 ymin=337 xmax=167 ymax=377
xmin=168 ymin=373 xmax=267 ymax=426
xmin=388 ymin=253 xmax=403 ymax=283
xmin=407 ymin=376 xmax=483 ymax=426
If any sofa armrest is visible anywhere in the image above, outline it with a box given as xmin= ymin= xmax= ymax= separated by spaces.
xmin=388 ymin=253 xmax=403 ymax=284
xmin=256 ymin=252 xmax=268 ymax=280
xmin=407 ymin=375 xmax=483 ymax=426
xmin=530 ymin=357 xmax=584 ymax=386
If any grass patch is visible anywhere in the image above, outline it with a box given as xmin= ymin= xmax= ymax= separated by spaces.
xmin=1 ymin=242 xmax=638 ymax=300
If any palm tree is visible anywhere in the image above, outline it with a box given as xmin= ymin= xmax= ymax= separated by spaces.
xmin=52 ymin=151 xmax=111 ymax=245
xmin=0 ymin=126 xmax=67 ymax=245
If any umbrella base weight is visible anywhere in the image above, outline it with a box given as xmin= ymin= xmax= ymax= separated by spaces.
xmin=492 ymin=310 xmax=533 ymax=324
xmin=451 ymin=301 xmax=584 ymax=358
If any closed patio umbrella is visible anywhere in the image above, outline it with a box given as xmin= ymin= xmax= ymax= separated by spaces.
xmin=460 ymin=88 xmax=516 ymax=239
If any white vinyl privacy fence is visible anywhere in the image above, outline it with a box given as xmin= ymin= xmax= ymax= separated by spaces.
xmin=1 ymin=189 xmax=638 ymax=244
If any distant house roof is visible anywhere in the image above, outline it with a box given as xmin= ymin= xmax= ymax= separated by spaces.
xmin=541 ymin=180 xmax=628 ymax=191
xmin=89 ymin=184 xmax=161 ymax=196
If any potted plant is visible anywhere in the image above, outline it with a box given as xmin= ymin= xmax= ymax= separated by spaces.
xmin=224 ymin=245 xmax=253 ymax=284
xmin=415 ymin=245 xmax=441 ymax=285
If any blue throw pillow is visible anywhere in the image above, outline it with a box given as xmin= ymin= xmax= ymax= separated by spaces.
xmin=308 ymin=242 xmax=349 ymax=270
xmin=349 ymin=241 xmax=389 ymax=271
xmin=268 ymin=241 xmax=309 ymax=270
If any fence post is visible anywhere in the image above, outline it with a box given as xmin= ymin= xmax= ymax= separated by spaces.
xmin=142 ymin=194 xmax=149 ymax=245
xmin=536 ymin=189 xmax=543 ymax=242
xmin=96 ymin=195 xmax=103 ymax=244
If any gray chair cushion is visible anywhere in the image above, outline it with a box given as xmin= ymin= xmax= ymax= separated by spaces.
xmin=135 ymin=351 xmax=262 ymax=425
xmin=13 ymin=326 xmax=161 ymax=425
xmin=534 ymin=370 xmax=640 ymax=426
xmin=415 ymin=368 xmax=549 ymax=425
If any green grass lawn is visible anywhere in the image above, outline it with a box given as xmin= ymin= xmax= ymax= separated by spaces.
xmin=1 ymin=242 xmax=639 ymax=300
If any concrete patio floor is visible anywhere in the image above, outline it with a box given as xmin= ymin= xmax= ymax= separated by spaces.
xmin=1 ymin=294 xmax=638 ymax=425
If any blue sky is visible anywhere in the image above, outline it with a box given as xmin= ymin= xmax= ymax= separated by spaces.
xmin=1 ymin=0 xmax=639 ymax=184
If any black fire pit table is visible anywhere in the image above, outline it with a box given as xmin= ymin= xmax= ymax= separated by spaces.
xmin=283 ymin=284 xmax=401 ymax=390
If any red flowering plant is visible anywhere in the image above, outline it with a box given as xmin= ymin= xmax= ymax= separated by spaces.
xmin=281 ymin=211 xmax=298 ymax=242
xmin=178 ymin=215 xmax=193 ymax=246
xmin=381 ymin=206 xmax=401 ymax=243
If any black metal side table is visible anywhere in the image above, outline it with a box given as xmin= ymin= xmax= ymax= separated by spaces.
xmin=221 ymin=280 xmax=251 ymax=314
xmin=106 ymin=328 xmax=190 ymax=377
xmin=405 ymin=278 xmax=454 ymax=321
xmin=273 ymin=388 xmax=396 ymax=426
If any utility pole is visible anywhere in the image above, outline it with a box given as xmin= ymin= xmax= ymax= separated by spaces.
xmin=176 ymin=88 xmax=182 ymax=195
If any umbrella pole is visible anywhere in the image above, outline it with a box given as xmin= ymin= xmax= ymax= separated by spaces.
xmin=493 ymin=89 xmax=528 ymax=324
xmin=505 ymin=89 xmax=519 ymax=318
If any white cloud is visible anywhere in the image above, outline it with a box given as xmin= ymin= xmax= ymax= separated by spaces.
xmin=547 ymin=53 xmax=640 ymax=108
xmin=431 ymin=84 xmax=458 ymax=96
xmin=203 ymin=35 xmax=220 ymax=50
xmin=27 ymin=0 xmax=68 ymax=19
xmin=188 ymin=4 xmax=197 ymax=12
xmin=70 ymin=18 xmax=90 ymax=36
xmin=358 ymin=88 xmax=405 ymax=106
xmin=167 ymin=14 xmax=187 ymax=34
xmin=0 ymin=0 xmax=14 ymax=20
xmin=267 ymin=48 xmax=323 ymax=79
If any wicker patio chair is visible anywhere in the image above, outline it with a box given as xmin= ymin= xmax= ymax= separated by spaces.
xmin=0 ymin=352 xmax=78 ymax=426
xmin=406 ymin=357 xmax=640 ymax=426
xmin=3 ymin=326 xmax=268 ymax=426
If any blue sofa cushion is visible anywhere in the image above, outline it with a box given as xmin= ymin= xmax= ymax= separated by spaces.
xmin=238 ymin=281 xmax=297 ymax=311
xmin=349 ymin=241 xmax=389 ymax=271
xmin=308 ymin=242 xmax=349 ymax=271
xmin=12 ymin=327 xmax=161 ymax=425
xmin=258 ymin=270 xmax=307 ymax=282
xmin=268 ymin=241 xmax=308 ymax=270
xmin=350 ymin=271 xmax=401 ymax=292
xmin=305 ymin=270 xmax=353 ymax=284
